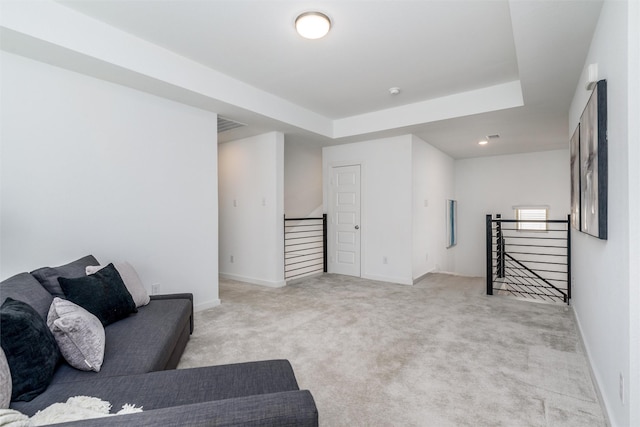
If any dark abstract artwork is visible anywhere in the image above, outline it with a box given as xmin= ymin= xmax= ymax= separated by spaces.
xmin=579 ymin=79 xmax=607 ymax=240
xmin=570 ymin=124 xmax=580 ymax=231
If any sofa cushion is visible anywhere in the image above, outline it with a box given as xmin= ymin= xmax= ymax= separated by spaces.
xmin=31 ymin=255 xmax=100 ymax=298
xmin=0 ymin=272 xmax=53 ymax=321
xmin=12 ymin=360 xmax=301 ymax=416
xmin=59 ymin=263 xmax=137 ymax=327
xmin=42 ymin=391 xmax=319 ymax=427
xmin=0 ymin=298 xmax=61 ymax=402
xmin=47 ymin=298 xmax=105 ymax=372
xmin=50 ymin=298 xmax=192 ymax=385
xmin=0 ymin=347 xmax=11 ymax=409
xmin=86 ymin=262 xmax=150 ymax=308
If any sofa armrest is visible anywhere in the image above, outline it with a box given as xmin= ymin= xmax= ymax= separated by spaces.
xmin=150 ymin=293 xmax=193 ymax=301
xmin=150 ymin=293 xmax=193 ymax=333
xmin=51 ymin=390 xmax=318 ymax=427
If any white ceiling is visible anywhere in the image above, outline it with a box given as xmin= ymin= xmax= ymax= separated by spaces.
xmin=28 ymin=1 xmax=604 ymax=158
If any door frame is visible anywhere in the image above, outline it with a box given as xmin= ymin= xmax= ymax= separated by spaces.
xmin=325 ymin=160 xmax=366 ymax=277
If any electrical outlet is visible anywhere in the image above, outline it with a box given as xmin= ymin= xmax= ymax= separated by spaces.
xmin=425 ymin=253 xmax=429 ymax=262
xmin=230 ymin=255 xmax=234 ymax=263
xmin=424 ymin=199 xmax=428 ymax=207
xmin=383 ymin=256 xmax=388 ymax=264
xmin=233 ymin=199 xmax=237 ymax=207
xmin=151 ymin=283 xmax=160 ymax=295
xmin=620 ymin=372 xmax=625 ymax=404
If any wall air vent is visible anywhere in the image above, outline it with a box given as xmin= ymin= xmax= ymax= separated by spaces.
xmin=487 ymin=134 xmax=500 ymax=139
xmin=217 ymin=116 xmax=247 ymax=133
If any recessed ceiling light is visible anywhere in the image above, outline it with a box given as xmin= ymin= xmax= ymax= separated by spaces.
xmin=388 ymin=87 xmax=401 ymax=95
xmin=295 ymin=12 xmax=331 ymax=39
xmin=478 ymin=140 xmax=488 ymax=146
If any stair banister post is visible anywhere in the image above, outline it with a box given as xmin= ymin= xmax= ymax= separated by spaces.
xmin=486 ymin=214 xmax=493 ymax=295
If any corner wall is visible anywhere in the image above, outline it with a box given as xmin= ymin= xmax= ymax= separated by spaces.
xmin=0 ymin=52 xmax=220 ymax=311
xmin=453 ymin=150 xmax=570 ymax=277
xmin=323 ymin=136 xmax=413 ymax=284
xmin=218 ymin=132 xmax=285 ymax=287
xmin=568 ymin=1 xmax=639 ymax=425
xmin=322 ymin=135 xmax=454 ymax=285
xmin=412 ymin=135 xmax=455 ymax=278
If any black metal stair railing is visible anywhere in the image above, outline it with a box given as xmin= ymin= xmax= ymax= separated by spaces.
xmin=284 ymin=214 xmax=327 ymax=281
xmin=486 ymin=214 xmax=571 ymax=304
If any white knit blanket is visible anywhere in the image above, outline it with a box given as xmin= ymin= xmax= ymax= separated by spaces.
xmin=0 ymin=396 xmax=142 ymax=426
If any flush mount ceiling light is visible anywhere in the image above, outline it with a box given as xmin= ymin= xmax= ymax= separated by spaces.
xmin=295 ymin=12 xmax=331 ymax=39
xmin=478 ymin=134 xmax=499 ymax=146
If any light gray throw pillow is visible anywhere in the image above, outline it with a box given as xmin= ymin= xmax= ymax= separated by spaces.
xmin=47 ymin=298 xmax=105 ymax=372
xmin=86 ymin=262 xmax=150 ymax=307
xmin=0 ymin=347 xmax=11 ymax=408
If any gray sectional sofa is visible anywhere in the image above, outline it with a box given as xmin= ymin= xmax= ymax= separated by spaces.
xmin=0 ymin=255 xmax=318 ymax=426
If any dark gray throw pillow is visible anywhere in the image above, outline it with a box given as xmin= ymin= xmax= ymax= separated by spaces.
xmin=0 ymin=298 xmax=61 ymax=402
xmin=59 ymin=263 xmax=137 ymax=326
xmin=31 ymin=255 xmax=100 ymax=298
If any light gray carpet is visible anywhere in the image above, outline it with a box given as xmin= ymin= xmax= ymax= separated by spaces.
xmin=178 ymin=273 xmax=606 ymax=426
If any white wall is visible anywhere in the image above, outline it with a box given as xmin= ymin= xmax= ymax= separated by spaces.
xmin=412 ymin=135 xmax=455 ymax=278
xmin=629 ymin=2 xmax=640 ymax=425
xmin=453 ymin=150 xmax=570 ymax=277
xmin=323 ymin=136 xmax=413 ymax=285
xmin=218 ymin=132 xmax=285 ymax=287
xmin=0 ymin=52 xmax=219 ymax=311
xmin=568 ymin=1 xmax=639 ymax=425
xmin=284 ymin=138 xmax=323 ymax=217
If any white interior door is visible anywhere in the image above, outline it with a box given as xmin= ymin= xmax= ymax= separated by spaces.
xmin=329 ymin=165 xmax=361 ymax=277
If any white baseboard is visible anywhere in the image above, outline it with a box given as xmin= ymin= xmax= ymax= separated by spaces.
xmin=412 ymin=267 xmax=441 ymax=284
xmin=572 ymin=306 xmax=612 ymax=426
xmin=195 ymin=299 xmax=220 ymax=312
xmin=219 ymin=272 xmax=286 ymax=288
xmin=433 ymin=270 xmax=477 ymax=277
xmin=361 ymin=273 xmax=413 ymax=286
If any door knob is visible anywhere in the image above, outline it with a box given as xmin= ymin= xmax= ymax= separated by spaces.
xmin=355 ymin=225 xmax=360 ymax=230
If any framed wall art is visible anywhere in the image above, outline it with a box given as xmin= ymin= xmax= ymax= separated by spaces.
xmin=446 ymin=199 xmax=457 ymax=248
xmin=579 ymin=79 xmax=607 ymax=240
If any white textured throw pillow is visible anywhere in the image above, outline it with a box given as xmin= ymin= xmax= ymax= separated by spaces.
xmin=47 ymin=298 xmax=105 ymax=372
xmin=0 ymin=347 xmax=11 ymax=409
xmin=86 ymin=262 xmax=150 ymax=307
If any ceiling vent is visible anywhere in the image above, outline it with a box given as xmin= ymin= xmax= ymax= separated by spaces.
xmin=217 ymin=116 xmax=246 ymax=133
xmin=487 ymin=134 xmax=500 ymax=139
